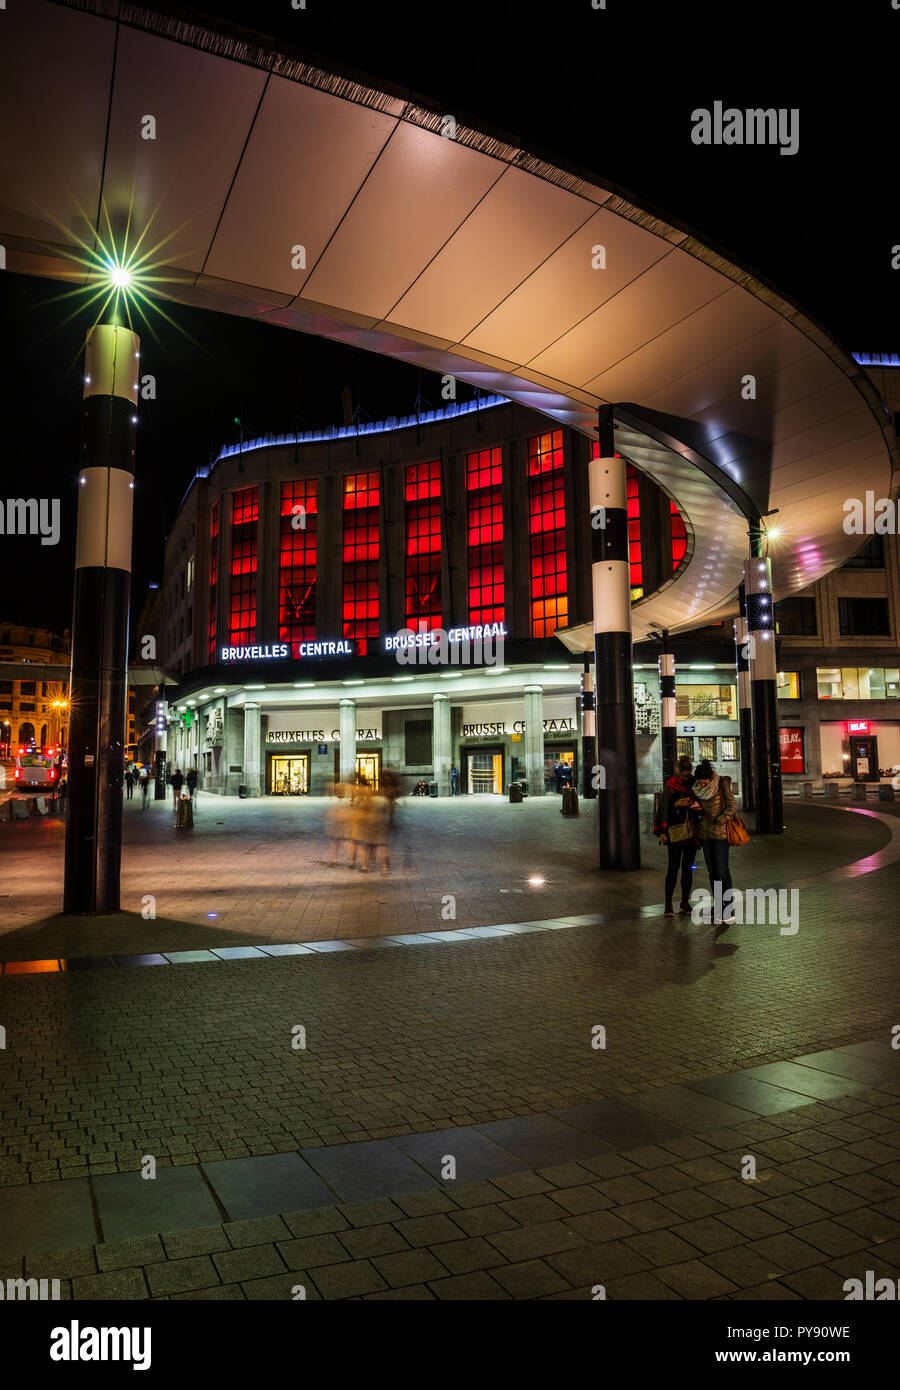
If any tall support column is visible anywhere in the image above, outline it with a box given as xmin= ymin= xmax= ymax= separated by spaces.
xmin=523 ymin=684 xmax=545 ymax=796
xmin=154 ymin=707 xmax=168 ymax=800
xmin=658 ymin=630 xmax=676 ymax=783
xmin=591 ymin=406 xmax=640 ymax=869
xmin=734 ymin=583 xmax=755 ymax=810
xmin=242 ymin=703 xmax=262 ymax=796
xmin=63 ymin=319 xmax=138 ymax=913
xmin=744 ymin=555 xmax=783 ymax=834
xmin=339 ymin=698 xmax=356 ymax=784
xmin=432 ymin=693 xmax=451 ymax=795
xmin=581 ymin=656 xmax=597 ymax=799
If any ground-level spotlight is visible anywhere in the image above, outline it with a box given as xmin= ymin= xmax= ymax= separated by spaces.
xmin=527 ymin=876 xmax=546 ymax=887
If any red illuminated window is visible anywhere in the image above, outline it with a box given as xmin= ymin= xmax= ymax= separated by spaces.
xmin=279 ymin=480 xmax=318 ymax=654
xmin=229 ymin=488 xmax=258 ymax=644
xmin=528 ymin=432 xmax=567 ymax=636
xmin=343 ymin=472 xmax=380 ymax=652
xmin=467 ymin=448 xmax=504 ymax=625
xmin=671 ymin=499 xmax=687 ymax=570
xmin=208 ymin=503 xmax=219 ymax=663
xmin=405 ymin=461 xmax=441 ymax=630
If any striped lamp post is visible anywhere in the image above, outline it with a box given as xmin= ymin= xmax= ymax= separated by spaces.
xmin=658 ymin=630 xmax=676 ymax=783
xmin=63 ymin=316 xmax=138 ymax=912
xmin=590 ymin=405 xmax=640 ymax=869
xmin=734 ymin=582 xmax=755 ymax=810
xmin=743 ymin=554 xmax=783 ymax=834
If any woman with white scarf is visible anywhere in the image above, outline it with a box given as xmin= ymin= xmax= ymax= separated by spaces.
xmin=693 ymin=760 xmax=736 ymax=928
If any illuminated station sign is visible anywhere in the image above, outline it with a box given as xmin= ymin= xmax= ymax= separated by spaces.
xmin=220 ymin=641 xmax=356 ymax=661
xmin=384 ymin=623 xmax=508 ymax=652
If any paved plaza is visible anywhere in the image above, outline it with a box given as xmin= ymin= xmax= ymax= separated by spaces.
xmin=0 ymin=795 xmax=898 ymax=1299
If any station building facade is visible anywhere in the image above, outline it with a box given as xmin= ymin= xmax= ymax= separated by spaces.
xmin=148 ymin=384 xmax=900 ymax=799
xmin=151 ymin=398 xmax=689 ymax=797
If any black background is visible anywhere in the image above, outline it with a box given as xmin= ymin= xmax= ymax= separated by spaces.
xmin=1 ymin=0 xmax=896 ymax=631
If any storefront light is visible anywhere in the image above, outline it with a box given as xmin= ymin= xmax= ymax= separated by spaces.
xmin=292 ymin=682 xmax=315 ymax=688
xmin=543 ymin=664 xmax=570 ymax=670
xmin=438 ymin=672 xmax=463 ymax=679
xmin=214 ymin=687 xmax=226 ymax=694
xmin=391 ymin=676 xmax=414 ymax=682
xmin=244 ymin=684 xmax=265 ymax=690
xmin=342 ymin=680 xmax=364 ymax=686
xmin=485 ymin=667 xmax=509 ymax=675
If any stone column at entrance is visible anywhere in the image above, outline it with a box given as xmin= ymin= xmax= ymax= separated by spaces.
xmin=339 ymin=698 xmax=356 ymax=784
xmin=243 ymin=702 xmax=261 ymax=797
xmin=432 ymin=693 xmax=451 ymax=795
xmin=524 ymin=684 xmax=544 ymax=796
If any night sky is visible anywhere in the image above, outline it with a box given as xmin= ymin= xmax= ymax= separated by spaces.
xmin=2 ymin=0 xmax=896 ymax=634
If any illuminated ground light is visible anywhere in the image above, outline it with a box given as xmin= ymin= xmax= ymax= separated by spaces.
xmin=527 ymin=875 xmax=546 ymax=887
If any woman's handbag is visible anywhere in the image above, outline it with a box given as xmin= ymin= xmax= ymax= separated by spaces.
xmin=726 ymin=815 xmax=750 ymax=847
xmin=667 ymin=821 xmax=692 ymax=844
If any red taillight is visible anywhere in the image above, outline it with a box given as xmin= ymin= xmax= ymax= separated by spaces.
xmin=50 ymin=769 xmax=57 ymax=780
xmin=14 ymin=769 xmax=21 ymax=780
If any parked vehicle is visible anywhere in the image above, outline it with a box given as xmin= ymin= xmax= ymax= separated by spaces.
xmin=14 ymin=751 xmax=59 ymax=789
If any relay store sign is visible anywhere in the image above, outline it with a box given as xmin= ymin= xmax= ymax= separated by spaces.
xmin=779 ymin=726 xmax=805 ymax=774
xmin=221 ymin=640 xmax=356 ymax=661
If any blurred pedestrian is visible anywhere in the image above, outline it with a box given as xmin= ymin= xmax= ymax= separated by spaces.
xmin=125 ymin=767 xmax=135 ymax=799
xmin=450 ymin=763 xmax=459 ymax=795
xmin=695 ymin=760 xmax=736 ymax=929
xmin=348 ymin=781 xmax=372 ymax=869
xmin=186 ymin=768 xmax=198 ymax=803
xmin=325 ymin=781 xmax=353 ymax=865
xmin=170 ymin=767 xmax=184 ymax=810
xmin=140 ymin=767 xmax=150 ymax=808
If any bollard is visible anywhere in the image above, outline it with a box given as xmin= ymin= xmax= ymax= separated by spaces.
xmin=826 ymin=782 xmax=840 ymax=799
xmin=508 ymin=782 xmax=523 ymax=804
xmin=561 ymin=786 xmax=579 ymax=817
xmin=878 ymin=783 xmax=896 ymax=802
xmin=852 ymin=782 xmax=868 ymax=801
xmin=801 ymin=781 xmax=813 ymax=798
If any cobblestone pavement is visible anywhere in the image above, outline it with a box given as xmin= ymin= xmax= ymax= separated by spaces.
xmin=0 ymin=799 xmax=897 ymax=1298
xmin=2 ymin=1059 xmax=898 ymax=1301
xmin=0 ymin=794 xmax=890 ymax=958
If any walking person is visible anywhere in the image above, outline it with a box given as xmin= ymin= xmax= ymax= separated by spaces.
xmin=694 ymin=760 xmax=736 ymax=929
xmin=170 ymin=767 xmax=184 ymax=811
xmin=325 ymin=782 xmax=353 ymax=865
xmin=139 ymin=767 xmax=149 ymax=808
xmin=186 ymin=768 xmax=198 ymax=804
xmin=347 ymin=781 xmax=372 ymax=870
xmin=125 ymin=768 xmax=135 ymax=800
xmin=367 ymin=786 xmax=393 ymax=873
xmin=653 ymin=754 xmax=701 ymax=917
xmin=449 ymin=763 xmax=459 ymax=796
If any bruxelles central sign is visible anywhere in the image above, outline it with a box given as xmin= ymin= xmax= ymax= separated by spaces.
xmin=220 ymin=641 xmax=356 ymax=661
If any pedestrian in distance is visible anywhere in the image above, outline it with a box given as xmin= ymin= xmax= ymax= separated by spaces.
xmin=125 ymin=768 xmax=135 ymax=799
xmin=450 ymin=763 xmax=460 ymax=796
xmin=170 ymin=767 xmax=184 ymax=810
xmin=186 ymin=768 xmax=198 ymax=803
xmin=694 ymin=759 xmax=737 ymax=930
xmin=325 ymin=781 xmax=353 ymax=865
xmin=139 ymin=768 xmax=149 ymax=808
xmin=653 ymin=754 xmax=701 ymax=917
xmin=347 ymin=780 xmax=372 ymax=869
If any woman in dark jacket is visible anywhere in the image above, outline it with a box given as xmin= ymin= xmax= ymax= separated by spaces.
xmin=694 ymin=759 xmax=737 ymax=928
xmin=653 ymin=754 xmax=701 ymax=916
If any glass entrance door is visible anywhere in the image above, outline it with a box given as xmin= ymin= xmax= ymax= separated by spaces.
xmin=545 ymin=746 xmax=576 ymax=793
xmin=270 ymin=754 xmax=310 ymax=795
xmin=355 ymin=752 xmax=380 ymax=788
xmin=468 ymin=750 xmax=503 ymax=794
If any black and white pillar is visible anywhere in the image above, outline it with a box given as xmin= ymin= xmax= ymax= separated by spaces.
xmin=64 ymin=318 xmax=138 ymax=912
xmin=590 ymin=405 xmax=640 ymax=869
xmin=743 ymin=555 xmax=783 ymax=834
xmin=580 ymin=656 xmax=597 ymax=799
xmin=734 ymin=583 xmax=755 ymax=811
xmin=658 ymin=630 xmax=676 ymax=783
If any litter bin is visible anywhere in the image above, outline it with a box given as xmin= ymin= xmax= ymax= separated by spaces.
xmin=176 ymin=796 xmax=194 ymax=829
xmin=509 ymin=782 xmax=523 ymax=803
xmin=238 ymin=785 xmax=249 ymax=799
xmin=561 ymin=786 xmax=579 ymax=817
xmin=428 ymin=782 xmax=438 ymax=798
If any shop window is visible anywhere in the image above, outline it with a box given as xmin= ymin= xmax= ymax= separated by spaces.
xmin=405 ymin=462 xmax=441 ymax=631
xmin=280 ymin=480 xmax=318 ymax=654
xmin=777 ymin=671 xmax=801 ymax=699
xmin=19 ymin=681 xmax=36 ymax=696
xmin=528 ymin=432 xmax=567 ymax=636
xmin=698 ymin=736 xmax=716 ymax=761
xmin=721 ymin=736 xmax=738 ymax=762
xmin=674 ymin=683 xmax=735 ymax=719
xmin=343 ymin=472 xmax=380 ymax=653
xmin=838 ymin=597 xmax=891 ymax=637
xmin=816 ymin=666 xmax=900 ymax=699
xmin=775 ymin=596 xmax=818 ymax=636
xmin=467 ymin=448 xmax=504 ymax=625
xmin=676 ymin=737 xmax=694 ymax=759
xmin=229 ymin=488 xmax=258 ymax=645
xmin=208 ymin=503 xmax=219 ymax=663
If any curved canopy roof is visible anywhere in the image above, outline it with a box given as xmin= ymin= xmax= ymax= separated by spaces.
xmin=2 ymin=0 xmax=896 ymax=635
